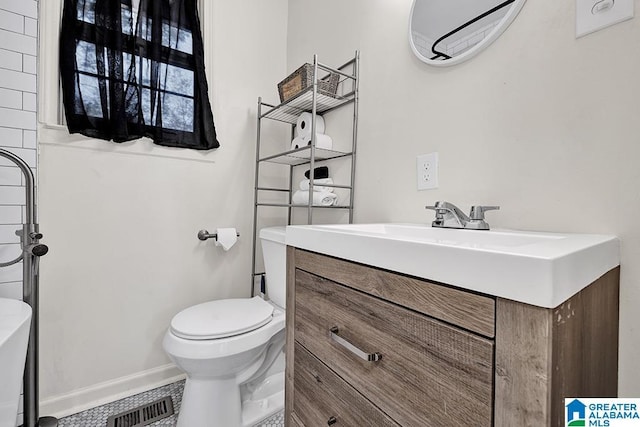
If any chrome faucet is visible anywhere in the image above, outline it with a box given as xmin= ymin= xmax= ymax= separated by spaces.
xmin=426 ymin=201 xmax=499 ymax=230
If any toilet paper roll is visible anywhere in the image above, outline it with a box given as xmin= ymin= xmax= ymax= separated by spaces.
xmin=301 ymin=133 xmax=333 ymax=150
xmin=214 ymin=228 xmax=238 ymax=251
xmin=296 ymin=112 xmax=325 ymax=137
xmin=291 ymin=134 xmax=333 ymax=152
xmin=291 ymin=136 xmax=305 ymax=150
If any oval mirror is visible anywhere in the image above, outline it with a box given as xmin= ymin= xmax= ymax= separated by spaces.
xmin=409 ymin=0 xmax=526 ymax=66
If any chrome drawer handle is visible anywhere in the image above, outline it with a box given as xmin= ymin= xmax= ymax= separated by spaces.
xmin=329 ymin=326 xmax=382 ymax=362
xmin=327 ymin=416 xmax=337 ymax=425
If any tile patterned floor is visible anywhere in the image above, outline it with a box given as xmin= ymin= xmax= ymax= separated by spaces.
xmin=255 ymin=411 xmax=284 ymax=427
xmin=57 ymin=380 xmax=284 ymax=427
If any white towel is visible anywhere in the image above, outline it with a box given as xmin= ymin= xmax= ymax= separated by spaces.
xmin=300 ymin=178 xmax=334 ymax=192
xmin=292 ymin=190 xmax=338 ymax=206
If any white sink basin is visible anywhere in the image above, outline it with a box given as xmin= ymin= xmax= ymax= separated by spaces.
xmin=0 ymin=298 xmax=32 ymax=427
xmin=285 ymin=223 xmax=620 ymax=308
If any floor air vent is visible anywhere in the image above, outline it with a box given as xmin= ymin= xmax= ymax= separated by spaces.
xmin=106 ymin=396 xmax=174 ymax=427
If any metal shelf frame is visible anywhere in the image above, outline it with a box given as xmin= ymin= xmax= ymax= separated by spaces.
xmin=258 ymin=146 xmax=352 ymax=166
xmin=250 ymin=51 xmax=360 ymax=295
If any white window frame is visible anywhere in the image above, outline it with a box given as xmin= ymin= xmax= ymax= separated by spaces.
xmin=38 ymin=0 xmax=215 ymax=158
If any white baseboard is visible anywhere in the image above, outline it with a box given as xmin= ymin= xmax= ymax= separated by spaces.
xmin=40 ymin=364 xmax=186 ymax=419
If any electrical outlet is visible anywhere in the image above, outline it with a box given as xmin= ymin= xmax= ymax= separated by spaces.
xmin=416 ymin=152 xmax=438 ymax=190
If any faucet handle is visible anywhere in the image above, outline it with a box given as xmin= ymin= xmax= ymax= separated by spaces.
xmin=425 ymin=203 xmax=446 ymax=226
xmin=426 ymin=204 xmax=443 ymax=218
xmin=425 ymin=201 xmax=447 ymax=211
xmin=469 ymin=205 xmax=500 ymax=220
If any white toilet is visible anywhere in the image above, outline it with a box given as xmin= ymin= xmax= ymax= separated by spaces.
xmin=163 ymin=226 xmax=287 ymax=427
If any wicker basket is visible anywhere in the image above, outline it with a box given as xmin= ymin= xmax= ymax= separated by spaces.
xmin=277 ymin=63 xmax=340 ymax=103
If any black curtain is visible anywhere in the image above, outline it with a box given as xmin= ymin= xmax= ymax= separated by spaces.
xmin=60 ymin=0 xmax=219 ymax=150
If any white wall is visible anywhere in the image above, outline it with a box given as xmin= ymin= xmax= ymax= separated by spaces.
xmin=37 ymin=0 xmax=289 ymax=416
xmin=33 ymin=0 xmax=640 ymax=414
xmin=287 ymin=0 xmax=640 ymax=395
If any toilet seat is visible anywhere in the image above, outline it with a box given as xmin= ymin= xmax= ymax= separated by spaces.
xmin=170 ymin=296 xmax=274 ymax=340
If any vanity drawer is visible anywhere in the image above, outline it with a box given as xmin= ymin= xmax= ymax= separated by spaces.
xmin=293 ymin=342 xmax=398 ymax=427
xmin=295 ymin=269 xmax=494 ymax=426
xmin=289 ymin=412 xmax=304 ymax=427
xmin=295 ymin=249 xmax=495 ymax=337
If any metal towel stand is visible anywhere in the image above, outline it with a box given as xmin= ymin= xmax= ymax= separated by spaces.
xmin=0 ymin=149 xmax=57 ymax=427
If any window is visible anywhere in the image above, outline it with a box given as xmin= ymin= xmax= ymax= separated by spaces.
xmin=59 ymin=0 xmax=219 ymax=150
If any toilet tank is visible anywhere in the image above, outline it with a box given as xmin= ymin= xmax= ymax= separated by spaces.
xmin=259 ymin=226 xmax=287 ymax=308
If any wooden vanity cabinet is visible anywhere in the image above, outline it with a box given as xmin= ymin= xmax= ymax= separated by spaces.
xmin=285 ymin=247 xmax=619 ymax=427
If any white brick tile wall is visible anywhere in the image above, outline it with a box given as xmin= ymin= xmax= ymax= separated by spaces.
xmin=0 ymin=2 xmax=38 ymax=423
xmin=0 ymin=68 xmax=36 ymax=92
xmin=22 ymin=92 xmax=36 ymax=111
xmin=0 ymin=107 xmax=36 ymax=130
xmin=411 ymin=31 xmax=436 ymax=60
xmin=0 ymin=243 xmax=21 ymax=259
xmin=0 ymin=205 xmax=21 ymax=223
xmin=0 ymin=28 xmax=37 ymax=55
xmin=0 ymin=0 xmax=38 ymax=19
xmin=0 ymin=261 xmax=22 ymax=283
xmin=0 ymin=48 xmax=21 ymax=71
xmin=0 ymin=9 xmax=23 ymax=34
xmin=0 ymin=87 xmax=22 ymax=109
xmin=0 ymin=281 xmax=22 ymax=299
xmin=24 ymin=17 xmax=36 ymax=37
xmin=0 ymin=147 xmax=36 ymax=167
xmin=0 ymin=128 xmax=22 ymax=147
xmin=22 ymin=54 xmax=35 ymax=74
xmin=0 ymin=186 xmax=26 ymax=205
xmin=22 ymin=130 xmax=36 ymax=148
xmin=0 ymin=166 xmax=22 ymax=185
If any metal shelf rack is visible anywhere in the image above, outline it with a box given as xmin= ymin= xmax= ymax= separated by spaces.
xmin=250 ymin=52 xmax=360 ymax=295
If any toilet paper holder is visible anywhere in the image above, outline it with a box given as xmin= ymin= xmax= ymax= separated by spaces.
xmin=197 ymin=229 xmax=240 ymax=241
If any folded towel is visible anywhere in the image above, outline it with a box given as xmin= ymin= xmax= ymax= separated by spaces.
xmin=300 ymin=178 xmax=334 ymax=192
xmin=292 ymin=190 xmax=338 ymax=206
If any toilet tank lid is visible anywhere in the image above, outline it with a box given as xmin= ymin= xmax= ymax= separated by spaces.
xmin=170 ymin=296 xmax=274 ymax=340
xmin=259 ymin=226 xmax=286 ymax=243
